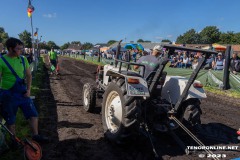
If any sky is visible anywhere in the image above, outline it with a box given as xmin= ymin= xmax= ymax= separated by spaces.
xmin=1 ymin=0 xmax=240 ymax=46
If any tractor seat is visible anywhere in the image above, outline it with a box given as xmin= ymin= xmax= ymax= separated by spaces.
xmin=146 ymin=71 xmax=156 ymax=86
xmin=145 ymin=71 xmax=167 ymax=86
xmin=120 ymin=71 xmax=142 ymax=77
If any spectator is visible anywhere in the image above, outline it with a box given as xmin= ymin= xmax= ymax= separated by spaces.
xmin=169 ymin=57 xmax=178 ymax=68
xmin=192 ymin=59 xmax=199 ymax=70
xmin=188 ymin=52 xmax=195 ymax=68
xmin=26 ymin=49 xmax=33 ymax=64
xmin=132 ymin=49 xmax=137 ymax=62
xmin=182 ymin=53 xmax=189 ymax=68
xmin=204 ymin=54 xmax=214 ymax=70
xmin=125 ymin=50 xmax=131 ymax=62
xmin=0 ymin=38 xmax=48 ymax=146
xmin=230 ymin=53 xmax=240 ymax=74
xmin=142 ymin=50 xmax=148 ymax=56
xmin=177 ymin=52 xmax=183 ymax=68
xmin=196 ymin=52 xmax=203 ymax=60
xmin=103 ymin=51 xmax=107 ymax=59
xmin=212 ymin=52 xmax=225 ymax=70
xmin=107 ymin=51 xmax=113 ymax=59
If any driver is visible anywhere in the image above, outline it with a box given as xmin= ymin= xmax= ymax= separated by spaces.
xmin=134 ymin=45 xmax=163 ymax=78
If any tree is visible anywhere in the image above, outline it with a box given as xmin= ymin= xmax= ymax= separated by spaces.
xmin=234 ymin=32 xmax=240 ymax=44
xmin=47 ymin=41 xmax=59 ymax=49
xmin=107 ymin=40 xmax=117 ymax=46
xmin=219 ymin=31 xmax=235 ymax=44
xmin=38 ymin=42 xmax=49 ymax=50
xmin=0 ymin=27 xmax=4 ymax=33
xmin=161 ymin=39 xmax=172 ymax=43
xmin=199 ymin=26 xmax=220 ymax=44
xmin=175 ymin=29 xmax=200 ymax=44
xmin=136 ymin=39 xmax=151 ymax=43
xmin=82 ymin=42 xmax=93 ymax=50
xmin=61 ymin=42 xmax=70 ymax=50
xmin=71 ymin=41 xmax=81 ymax=45
xmin=18 ymin=30 xmax=32 ymax=48
xmin=0 ymin=27 xmax=9 ymax=45
xmin=176 ymin=35 xmax=184 ymax=44
xmin=137 ymin=39 xmax=144 ymax=43
xmin=144 ymin=40 xmax=151 ymax=43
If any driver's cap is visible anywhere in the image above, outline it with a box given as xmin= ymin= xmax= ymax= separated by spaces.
xmin=153 ymin=45 xmax=162 ymax=52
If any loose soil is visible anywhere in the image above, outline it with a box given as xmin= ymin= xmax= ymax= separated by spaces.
xmin=37 ymin=56 xmax=240 ymax=160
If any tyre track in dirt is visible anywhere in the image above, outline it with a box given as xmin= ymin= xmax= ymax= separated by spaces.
xmin=50 ymin=58 xmax=103 ymax=142
xmin=39 ymin=56 xmax=240 ymax=160
xmin=40 ymin=57 xmax=155 ymax=160
xmin=201 ymin=91 xmax=240 ymax=128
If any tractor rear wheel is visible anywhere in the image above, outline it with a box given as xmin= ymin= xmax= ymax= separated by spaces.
xmin=102 ymin=78 xmax=140 ymax=144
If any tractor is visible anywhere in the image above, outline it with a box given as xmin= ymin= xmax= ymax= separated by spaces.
xmin=82 ymin=42 xmax=218 ymax=157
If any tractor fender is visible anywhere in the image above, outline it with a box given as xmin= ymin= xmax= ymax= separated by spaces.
xmin=103 ymin=66 xmax=149 ymax=97
xmin=161 ymin=76 xmax=206 ymax=105
xmin=103 ymin=65 xmax=123 ymax=86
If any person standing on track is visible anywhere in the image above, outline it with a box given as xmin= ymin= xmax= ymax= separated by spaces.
xmin=48 ymin=47 xmax=58 ymax=75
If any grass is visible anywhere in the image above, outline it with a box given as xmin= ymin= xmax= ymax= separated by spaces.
xmin=0 ymin=57 xmax=45 ymax=160
xmin=63 ymin=55 xmax=106 ymax=66
xmin=204 ymin=86 xmax=240 ymax=98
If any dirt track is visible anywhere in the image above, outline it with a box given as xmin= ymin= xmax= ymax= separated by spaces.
xmin=38 ymin=56 xmax=240 ymax=160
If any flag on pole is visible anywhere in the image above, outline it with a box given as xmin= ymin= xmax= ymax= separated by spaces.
xmin=34 ymin=31 xmax=38 ymax=37
xmin=27 ymin=4 xmax=35 ymax=18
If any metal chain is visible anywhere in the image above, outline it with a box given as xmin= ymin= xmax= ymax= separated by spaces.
xmin=170 ymin=116 xmax=219 ymax=160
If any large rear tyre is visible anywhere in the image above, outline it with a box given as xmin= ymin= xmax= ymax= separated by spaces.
xmin=174 ymin=98 xmax=202 ymax=131
xmin=102 ymin=79 xmax=140 ymax=144
xmin=82 ymin=83 xmax=96 ymax=113
xmin=182 ymin=99 xmax=202 ymax=126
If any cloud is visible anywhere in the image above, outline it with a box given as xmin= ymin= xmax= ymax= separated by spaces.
xmin=167 ymin=35 xmax=173 ymax=38
xmin=43 ymin=13 xmax=57 ymax=18
xmin=219 ymin=17 xmax=224 ymax=21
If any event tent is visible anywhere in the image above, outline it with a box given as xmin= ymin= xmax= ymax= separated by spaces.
xmin=202 ymin=43 xmax=226 ymax=51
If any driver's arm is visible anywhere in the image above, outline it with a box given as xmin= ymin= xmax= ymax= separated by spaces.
xmin=134 ymin=65 xmax=139 ymax=70
xmin=133 ymin=57 xmax=143 ymax=70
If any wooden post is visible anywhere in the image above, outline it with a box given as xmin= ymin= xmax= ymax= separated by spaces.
xmin=98 ymin=48 xmax=101 ymax=62
xmin=223 ymin=45 xmax=231 ymax=90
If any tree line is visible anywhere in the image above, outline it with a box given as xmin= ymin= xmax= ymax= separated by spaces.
xmin=175 ymin=26 xmax=240 ymax=44
xmin=0 ymin=27 xmax=120 ymax=51
xmin=1 ymin=26 xmax=239 ymax=51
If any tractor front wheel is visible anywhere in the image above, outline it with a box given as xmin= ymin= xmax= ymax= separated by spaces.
xmin=82 ymin=83 xmax=96 ymax=113
xmin=102 ymin=79 xmax=140 ymax=144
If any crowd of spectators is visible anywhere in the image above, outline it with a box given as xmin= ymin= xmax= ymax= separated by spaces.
xmin=60 ymin=45 xmax=240 ymax=74
xmin=168 ymin=49 xmax=240 ymax=74
xmin=168 ymin=51 xmax=216 ymax=70
xmin=101 ymin=49 xmax=147 ymax=63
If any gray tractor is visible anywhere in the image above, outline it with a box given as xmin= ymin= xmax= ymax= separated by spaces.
xmin=82 ymin=42 xmax=218 ymax=156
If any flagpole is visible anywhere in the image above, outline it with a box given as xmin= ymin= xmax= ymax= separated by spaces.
xmin=28 ymin=0 xmax=38 ymax=75
xmin=28 ymin=0 xmax=34 ymax=59
xmin=30 ymin=14 xmax=34 ymax=57
xmin=36 ymin=28 xmax=39 ymax=58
